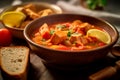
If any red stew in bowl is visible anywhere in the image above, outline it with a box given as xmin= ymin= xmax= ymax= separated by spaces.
xmin=31 ymin=20 xmax=111 ymax=51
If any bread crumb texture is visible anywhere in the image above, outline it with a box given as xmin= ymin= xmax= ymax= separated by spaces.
xmin=0 ymin=47 xmax=29 ymax=74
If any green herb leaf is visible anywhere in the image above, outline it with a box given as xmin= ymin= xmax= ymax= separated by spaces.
xmin=67 ymin=31 xmax=72 ymax=37
xmin=50 ymin=30 xmax=55 ymax=35
xmin=98 ymin=0 xmax=107 ymax=7
xmin=56 ymin=24 xmax=65 ymax=29
xmin=86 ymin=0 xmax=107 ymax=10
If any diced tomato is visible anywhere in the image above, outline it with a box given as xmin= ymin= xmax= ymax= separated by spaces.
xmin=98 ymin=42 xmax=106 ymax=46
xmin=89 ymin=36 xmax=98 ymax=42
xmin=39 ymin=23 xmax=51 ymax=40
xmin=75 ymin=42 xmax=84 ymax=47
xmin=64 ymin=23 xmax=71 ymax=27
xmin=76 ymin=29 xmax=85 ymax=35
xmin=42 ymin=31 xmax=51 ymax=40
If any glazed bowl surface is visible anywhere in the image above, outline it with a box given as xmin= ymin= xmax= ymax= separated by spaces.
xmin=24 ymin=14 xmax=119 ymax=66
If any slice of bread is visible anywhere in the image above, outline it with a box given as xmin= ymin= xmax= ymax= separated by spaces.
xmin=0 ymin=46 xmax=29 ymax=80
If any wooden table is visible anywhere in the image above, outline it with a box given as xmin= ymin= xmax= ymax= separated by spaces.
xmin=28 ymin=52 xmax=120 ymax=80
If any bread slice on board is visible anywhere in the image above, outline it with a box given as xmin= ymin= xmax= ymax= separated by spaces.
xmin=0 ymin=46 xmax=29 ymax=80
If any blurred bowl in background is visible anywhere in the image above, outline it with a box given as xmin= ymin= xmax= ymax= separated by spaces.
xmin=0 ymin=2 xmax=62 ymax=39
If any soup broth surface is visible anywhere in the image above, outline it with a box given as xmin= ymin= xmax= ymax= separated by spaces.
xmin=31 ymin=20 xmax=111 ymax=51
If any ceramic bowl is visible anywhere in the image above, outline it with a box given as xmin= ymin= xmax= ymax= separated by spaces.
xmin=24 ymin=14 xmax=119 ymax=67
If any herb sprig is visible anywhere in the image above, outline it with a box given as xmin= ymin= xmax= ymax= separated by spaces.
xmin=86 ymin=0 xmax=107 ymax=10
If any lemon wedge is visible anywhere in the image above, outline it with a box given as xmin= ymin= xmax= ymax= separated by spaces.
xmin=0 ymin=11 xmax=26 ymax=28
xmin=87 ymin=29 xmax=111 ymax=44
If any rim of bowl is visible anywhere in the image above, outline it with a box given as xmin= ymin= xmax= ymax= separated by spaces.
xmin=24 ymin=13 xmax=119 ymax=53
xmin=0 ymin=2 xmax=62 ymax=31
xmin=1 ymin=2 xmax=62 ymax=14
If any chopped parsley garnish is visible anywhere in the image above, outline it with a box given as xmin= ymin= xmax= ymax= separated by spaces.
xmin=56 ymin=24 xmax=66 ymax=29
xmin=50 ymin=30 xmax=55 ymax=35
xmin=67 ymin=31 xmax=72 ymax=37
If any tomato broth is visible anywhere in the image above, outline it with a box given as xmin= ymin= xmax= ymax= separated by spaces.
xmin=31 ymin=20 xmax=111 ymax=51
